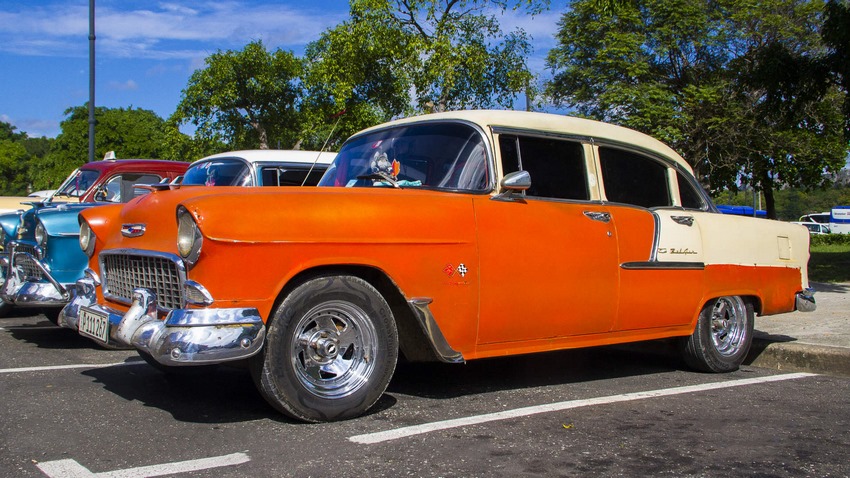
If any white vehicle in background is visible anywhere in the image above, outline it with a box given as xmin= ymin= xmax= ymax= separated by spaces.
xmin=792 ymin=221 xmax=831 ymax=235
xmin=829 ymin=206 xmax=850 ymax=234
xmin=798 ymin=212 xmax=830 ymax=224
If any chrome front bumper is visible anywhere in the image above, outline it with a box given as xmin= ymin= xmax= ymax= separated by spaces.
xmin=60 ymin=276 xmax=266 ymax=366
xmin=0 ymin=252 xmax=73 ymax=307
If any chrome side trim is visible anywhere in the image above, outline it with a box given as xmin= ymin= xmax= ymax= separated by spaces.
xmin=621 ymin=261 xmax=705 ymax=270
xmin=795 ymin=288 xmax=816 ymax=313
xmin=406 ymin=297 xmax=464 ymax=364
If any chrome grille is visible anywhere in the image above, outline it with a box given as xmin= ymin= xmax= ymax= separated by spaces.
xmin=101 ymin=251 xmax=184 ymax=310
xmin=11 ymin=242 xmax=43 ymax=281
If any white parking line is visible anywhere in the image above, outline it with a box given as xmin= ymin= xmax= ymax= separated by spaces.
xmin=0 ymin=362 xmax=145 ymax=374
xmin=350 ymin=372 xmax=817 ymax=444
xmin=36 ymin=452 xmax=250 ymax=477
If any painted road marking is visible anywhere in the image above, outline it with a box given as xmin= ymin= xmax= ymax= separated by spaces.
xmin=350 ymin=372 xmax=817 ymax=444
xmin=0 ymin=362 xmax=145 ymax=374
xmin=36 ymin=452 xmax=250 ymax=478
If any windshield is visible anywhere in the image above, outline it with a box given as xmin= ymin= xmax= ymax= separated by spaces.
xmin=318 ymin=122 xmax=490 ymax=191
xmin=55 ymin=169 xmax=101 ymax=197
xmin=182 ymin=159 xmax=254 ymax=186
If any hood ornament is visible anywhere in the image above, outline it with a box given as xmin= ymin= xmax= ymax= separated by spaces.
xmin=121 ymin=223 xmax=146 ymax=238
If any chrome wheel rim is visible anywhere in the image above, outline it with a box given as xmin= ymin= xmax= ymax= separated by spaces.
xmin=290 ymin=300 xmax=378 ymax=399
xmin=710 ymin=297 xmax=747 ymax=356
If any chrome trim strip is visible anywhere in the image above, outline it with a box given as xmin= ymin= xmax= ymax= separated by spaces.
xmin=406 ymin=297 xmax=464 ymax=364
xmin=649 ymin=212 xmax=661 ymax=262
xmin=620 ymin=261 xmax=705 ymax=270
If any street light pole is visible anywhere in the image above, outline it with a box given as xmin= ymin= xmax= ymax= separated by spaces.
xmin=88 ymin=0 xmax=95 ymax=163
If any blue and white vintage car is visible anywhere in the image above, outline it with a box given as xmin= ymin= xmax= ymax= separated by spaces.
xmin=0 ymin=150 xmax=334 ymax=322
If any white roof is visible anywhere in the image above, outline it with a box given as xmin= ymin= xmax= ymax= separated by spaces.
xmin=197 ymin=150 xmax=336 ymax=165
xmin=354 ymin=110 xmax=692 ymax=173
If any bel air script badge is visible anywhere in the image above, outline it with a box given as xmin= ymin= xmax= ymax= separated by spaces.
xmin=121 ymin=223 xmax=146 ymax=238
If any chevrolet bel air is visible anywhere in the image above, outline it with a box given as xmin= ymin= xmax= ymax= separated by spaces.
xmin=60 ymin=110 xmax=815 ymax=422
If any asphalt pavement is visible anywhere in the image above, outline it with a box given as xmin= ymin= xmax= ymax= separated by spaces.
xmin=747 ymin=281 xmax=850 ymax=377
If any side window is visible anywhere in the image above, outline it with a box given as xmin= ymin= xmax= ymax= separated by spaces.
xmin=259 ymin=167 xmax=325 ymax=187
xmin=676 ymin=171 xmax=705 ymax=210
xmin=97 ymin=173 xmax=163 ymax=203
xmin=498 ymin=135 xmax=588 ymax=200
xmin=599 ymin=147 xmax=671 ymax=208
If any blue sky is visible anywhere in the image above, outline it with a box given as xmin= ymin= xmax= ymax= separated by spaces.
xmin=0 ymin=1 xmax=565 ymax=139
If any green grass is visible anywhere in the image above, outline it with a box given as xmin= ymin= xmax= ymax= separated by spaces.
xmin=808 ymin=242 xmax=850 ymax=283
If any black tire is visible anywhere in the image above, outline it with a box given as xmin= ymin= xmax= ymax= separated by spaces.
xmin=680 ymin=296 xmax=754 ymax=373
xmin=250 ymin=275 xmax=398 ymax=422
xmin=42 ymin=307 xmax=61 ymax=325
xmin=0 ymin=298 xmax=12 ymax=318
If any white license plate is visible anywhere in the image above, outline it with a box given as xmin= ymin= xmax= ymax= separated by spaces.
xmin=79 ymin=307 xmax=110 ymax=343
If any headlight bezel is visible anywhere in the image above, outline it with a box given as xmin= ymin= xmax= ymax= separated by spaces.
xmin=34 ymin=221 xmax=47 ymax=248
xmin=176 ymin=206 xmax=203 ymax=267
xmin=79 ymin=219 xmax=96 ymax=257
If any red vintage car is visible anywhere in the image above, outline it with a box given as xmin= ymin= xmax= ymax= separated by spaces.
xmin=61 ymin=111 xmax=815 ymax=422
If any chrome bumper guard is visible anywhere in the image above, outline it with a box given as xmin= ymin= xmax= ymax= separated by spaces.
xmin=0 ymin=251 xmax=73 ymax=306
xmin=60 ymin=276 xmax=265 ymax=366
xmin=795 ymin=288 xmax=816 ymax=313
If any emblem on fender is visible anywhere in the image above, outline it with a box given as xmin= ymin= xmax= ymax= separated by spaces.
xmin=121 ymin=223 xmax=146 ymax=237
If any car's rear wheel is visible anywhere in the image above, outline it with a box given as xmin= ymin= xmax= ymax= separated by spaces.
xmin=680 ymin=296 xmax=754 ymax=372
xmin=251 ymin=275 xmax=398 ymax=422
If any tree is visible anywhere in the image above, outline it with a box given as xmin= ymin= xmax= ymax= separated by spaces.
xmin=29 ymin=105 xmax=174 ymax=189
xmin=171 ymin=41 xmax=304 ymax=150
xmin=822 ymin=0 xmax=850 ymax=140
xmin=302 ymin=0 xmax=541 ymax=147
xmin=0 ymin=140 xmax=29 ymax=195
xmin=545 ymin=0 xmax=848 ymax=218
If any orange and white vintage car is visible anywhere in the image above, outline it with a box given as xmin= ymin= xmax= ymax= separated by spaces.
xmin=60 ymin=110 xmax=815 ymax=422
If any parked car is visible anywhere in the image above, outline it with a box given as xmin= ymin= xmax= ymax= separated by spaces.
xmin=60 ymin=111 xmax=815 ymax=422
xmin=0 ymin=158 xmax=184 ymax=251
xmin=1 ymin=150 xmax=333 ymax=321
xmin=792 ymin=221 xmax=831 ymax=235
xmin=0 ymin=159 xmax=189 ymax=319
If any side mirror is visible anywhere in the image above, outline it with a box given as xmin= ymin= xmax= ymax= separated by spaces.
xmin=500 ymin=170 xmax=531 ymax=192
xmin=492 ymin=170 xmax=531 ymax=202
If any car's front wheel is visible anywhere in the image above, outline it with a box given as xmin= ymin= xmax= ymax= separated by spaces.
xmin=251 ymin=275 xmax=399 ymax=422
xmin=680 ymin=296 xmax=754 ymax=372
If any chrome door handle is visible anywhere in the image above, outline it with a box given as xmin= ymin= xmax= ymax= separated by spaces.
xmin=671 ymin=215 xmax=694 ymax=227
xmin=583 ymin=211 xmax=611 ymax=223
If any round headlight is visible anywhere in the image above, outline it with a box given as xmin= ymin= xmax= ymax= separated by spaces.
xmin=35 ymin=222 xmax=47 ymax=247
xmin=176 ymin=207 xmax=202 ymax=265
xmin=79 ymin=220 xmax=96 ymax=257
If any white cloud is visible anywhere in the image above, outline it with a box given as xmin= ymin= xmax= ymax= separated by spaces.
xmin=108 ymin=79 xmax=139 ymax=91
xmin=0 ymin=2 xmax=348 ymax=59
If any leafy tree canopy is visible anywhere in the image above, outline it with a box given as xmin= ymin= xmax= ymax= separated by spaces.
xmin=171 ymin=40 xmax=304 ymax=151
xmin=0 ymin=140 xmax=29 ymax=195
xmin=302 ymin=0 xmax=543 ymax=148
xmin=29 ymin=105 xmax=174 ymax=190
xmin=545 ymin=0 xmax=848 ymax=218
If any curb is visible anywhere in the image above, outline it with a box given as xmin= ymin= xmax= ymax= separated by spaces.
xmin=746 ymin=339 xmax=850 ymax=378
